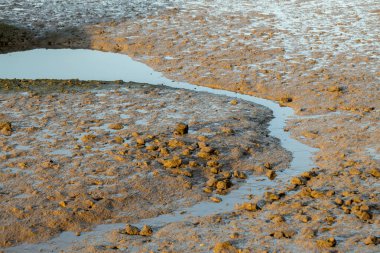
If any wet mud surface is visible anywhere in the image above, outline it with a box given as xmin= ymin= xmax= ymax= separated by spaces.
xmin=0 ymin=79 xmax=290 ymax=248
xmin=0 ymin=0 xmax=379 ymax=252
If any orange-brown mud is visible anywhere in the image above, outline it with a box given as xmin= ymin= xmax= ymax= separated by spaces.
xmin=0 ymin=79 xmax=290 ymax=248
xmin=0 ymin=0 xmax=379 ymax=252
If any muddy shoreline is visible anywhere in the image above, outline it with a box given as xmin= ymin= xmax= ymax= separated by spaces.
xmin=0 ymin=0 xmax=379 ymax=251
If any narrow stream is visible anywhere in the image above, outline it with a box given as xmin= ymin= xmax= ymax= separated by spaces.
xmin=0 ymin=49 xmax=318 ymax=252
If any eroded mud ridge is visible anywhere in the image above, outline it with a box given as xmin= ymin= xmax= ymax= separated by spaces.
xmin=0 ymin=79 xmax=291 ymax=248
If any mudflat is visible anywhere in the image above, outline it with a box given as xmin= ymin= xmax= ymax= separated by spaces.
xmin=0 ymin=0 xmax=379 ymax=252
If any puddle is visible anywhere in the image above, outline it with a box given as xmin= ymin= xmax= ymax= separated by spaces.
xmin=13 ymin=193 xmax=32 ymax=199
xmin=1 ymin=167 xmax=33 ymax=175
xmin=120 ymin=114 xmax=131 ymax=119
xmin=89 ymin=124 xmax=118 ymax=133
xmin=135 ymin=119 xmax=148 ymax=125
xmin=135 ymin=109 xmax=148 ymax=114
xmin=0 ymin=49 xmax=318 ymax=252
xmin=50 ymin=149 xmax=73 ymax=157
xmin=366 ymin=147 xmax=380 ymax=160
xmin=15 ymin=145 xmax=31 ymax=151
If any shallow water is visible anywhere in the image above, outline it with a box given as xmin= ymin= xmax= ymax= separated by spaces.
xmin=0 ymin=49 xmax=318 ymax=252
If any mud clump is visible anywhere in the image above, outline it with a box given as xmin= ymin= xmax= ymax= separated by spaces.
xmin=0 ymin=121 xmax=12 ymax=135
xmin=108 ymin=123 xmax=124 ymax=130
xmin=266 ymin=170 xmax=276 ymax=180
xmin=351 ymin=206 xmax=372 ymax=221
xmin=170 ymin=168 xmax=192 ymax=177
xmin=368 ymin=168 xmax=380 ymax=178
xmin=210 ymin=196 xmax=222 ymax=203
xmin=139 ymin=225 xmax=153 ymax=236
xmin=264 ymin=191 xmax=284 ymax=202
xmin=233 ymin=170 xmax=247 ymax=179
xmin=81 ymin=134 xmax=96 ymax=143
xmin=41 ymin=160 xmax=59 ymax=169
xmin=162 ymin=156 xmax=182 ymax=168
xmin=236 ymin=202 xmax=259 ymax=212
xmin=213 ymin=241 xmax=239 ymax=253
xmin=279 ymin=95 xmax=293 ymax=104
xmin=174 ymin=122 xmax=188 ymax=135
xmin=316 ymin=237 xmax=336 ymax=248
xmin=363 ymin=235 xmax=378 ymax=245
xmin=216 ymin=180 xmax=232 ymax=193
xmin=135 ymin=137 xmax=145 ymax=146
xmin=123 ymin=224 xmax=152 ymax=236
xmin=290 ymin=176 xmax=308 ymax=187
xmin=326 ymin=85 xmax=344 ymax=93
xmin=124 ymin=224 xmax=140 ymax=235
xmin=230 ymin=99 xmax=238 ymax=105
